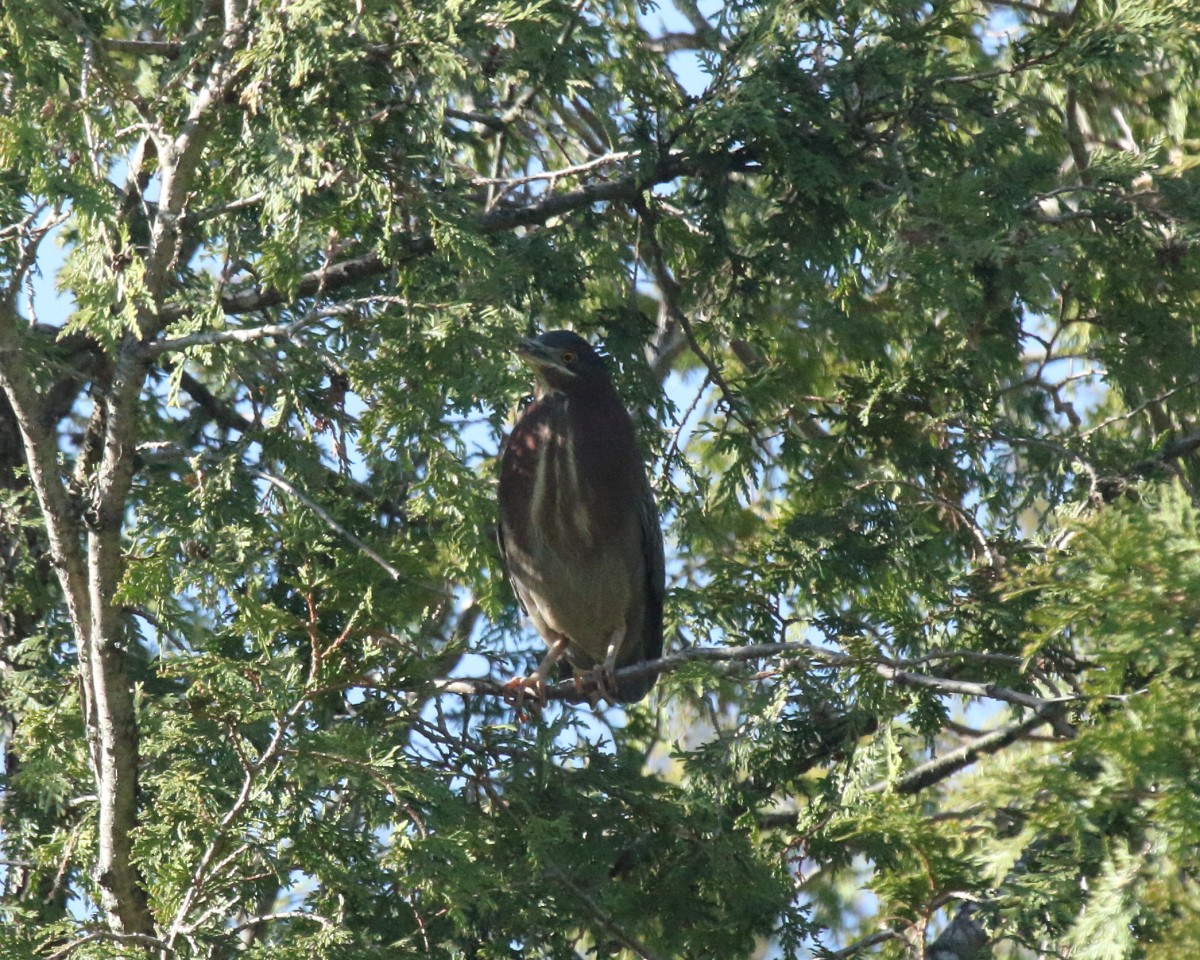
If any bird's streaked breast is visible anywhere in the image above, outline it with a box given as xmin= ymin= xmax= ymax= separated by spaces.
xmin=523 ymin=401 xmax=591 ymax=552
xmin=559 ymin=403 xmax=593 ymax=546
xmin=529 ymin=419 xmax=554 ymax=544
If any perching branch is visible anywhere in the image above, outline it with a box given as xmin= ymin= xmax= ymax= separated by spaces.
xmin=432 ymin=640 xmax=1085 ymax=723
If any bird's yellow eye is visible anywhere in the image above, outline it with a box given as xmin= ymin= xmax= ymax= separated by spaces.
xmin=562 ymin=350 xmax=577 ymax=364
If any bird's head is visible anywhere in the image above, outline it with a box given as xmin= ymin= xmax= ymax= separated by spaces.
xmin=515 ymin=330 xmax=611 ymax=396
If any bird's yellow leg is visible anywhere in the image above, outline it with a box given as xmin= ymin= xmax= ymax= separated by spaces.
xmin=504 ymin=636 xmax=570 ymax=717
xmin=579 ymin=628 xmax=625 ymax=706
xmin=603 ymin=628 xmax=625 ymax=677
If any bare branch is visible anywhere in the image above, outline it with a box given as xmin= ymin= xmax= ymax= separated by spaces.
xmin=986 ymin=0 xmax=1072 ymax=22
xmin=37 ymin=14 xmax=263 ymax=933
xmin=39 ymin=0 xmax=156 ymax=126
xmin=821 ymin=929 xmax=906 ymax=960
xmin=472 ymin=150 xmax=637 ymax=188
xmin=673 ymin=0 xmax=721 ymax=40
xmin=148 ymin=311 xmax=329 ymax=355
xmin=762 ymin=713 xmax=1067 ymax=831
xmin=0 ymin=307 xmax=91 ymax=682
xmin=3 ymin=206 xmax=70 ymax=303
xmin=72 ymin=338 xmax=157 ymax=935
xmin=1080 ymin=380 xmax=1200 ymax=439
xmin=884 ymin=713 xmax=1057 ymax=795
xmin=878 ymin=664 xmax=1076 ymax=735
xmin=143 ymin=5 xmax=252 ymax=303
xmin=152 ymin=293 xmax=433 ymax=355
xmin=1064 ymin=84 xmax=1091 ymax=182
xmin=482 ymin=0 xmax=588 ymax=141
xmin=937 ymin=44 xmax=1068 ymax=86
xmin=99 ymin=37 xmax=183 ymax=58
xmin=637 ymin=200 xmax=765 ymax=445
xmin=475 ymin=759 xmax=668 ymax=960
xmin=157 ymin=153 xmax=691 ymax=324
xmin=185 ymin=190 xmax=268 ymax=225
xmin=444 ymin=106 xmax=507 ymax=132
xmin=1155 ymin=432 xmax=1200 ymax=464
xmin=228 ymin=911 xmax=334 ymax=932
xmin=176 ymin=370 xmax=255 ymax=432
xmin=643 ymin=31 xmax=716 ymax=54
xmin=1094 ymin=430 xmax=1200 ymax=502
xmin=45 ymin=930 xmax=172 ymax=960
xmin=543 ymin=861 xmax=669 ymax=960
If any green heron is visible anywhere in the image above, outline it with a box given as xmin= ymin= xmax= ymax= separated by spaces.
xmin=498 ymin=330 xmax=665 ymax=705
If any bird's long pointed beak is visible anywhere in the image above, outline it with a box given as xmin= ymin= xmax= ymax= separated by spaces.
xmin=515 ymin=337 xmax=556 ymax=370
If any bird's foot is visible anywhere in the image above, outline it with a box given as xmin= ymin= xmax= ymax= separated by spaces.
xmin=581 ymin=629 xmax=626 ymax=707
xmin=502 ymin=675 xmax=546 ymax=720
xmin=504 ymin=636 xmax=570 ymax=718
xmin=576 ymin=665 xmax=618 ymax=707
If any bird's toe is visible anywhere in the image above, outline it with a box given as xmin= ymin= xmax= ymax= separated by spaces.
xmin=577 ymin=664 xmax=618 ymax=707
xmin=502 ymin=675 xmax=546 ymax=720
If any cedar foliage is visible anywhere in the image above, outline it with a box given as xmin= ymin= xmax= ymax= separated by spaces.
xmin=2 ymin=0 xmax=1200 ymax=957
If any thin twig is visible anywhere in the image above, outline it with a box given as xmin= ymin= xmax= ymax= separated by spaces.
xmin=228 ymin=910 xmax=334 ymax=932
xmin=636 ymin=201 xmax=764 ymax=446
xmin=663 ymin=371 xmax=710 ymax=467
xmin=544 ymin=862 xmax=669 ymax=960
xmin=472 ymin=150 xmax=637 ymax=188
xmin=475 ymin=773 xmax=667 ymax=960
xmin=986 ymin=0 xmax=1072 ymax=21
xmin=45 ymin=931 xmax=172 ymax=960
xmin=100 ymin=37 xmax=183 ymax=57
xmin=148 ymin=310 xmax=328 ymax=354
xmin=1078 ymin=380 xmax=1200 ymax=438
xmin=821 ymin=929 xmax=905 ymax=960
xmin=250 ymin=469 xmax=411 ymax=585
xmin=185 ymin=190 xmax=268 ymax=224
xmin=165 ymin=687 xmax=311 ymax=948
xmin=936 ymin=45 xmax=1066 ymax=86
xmin=853 ymin=476 xmax=999 ymax=568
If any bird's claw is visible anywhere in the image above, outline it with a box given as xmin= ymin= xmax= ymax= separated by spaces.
xmin=503 ymin=675 xmax=546 ymax=720
xmin=576 ymin=665 xmax=618 ymax=707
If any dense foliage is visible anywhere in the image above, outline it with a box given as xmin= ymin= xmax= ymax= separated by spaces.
xmin=2 ymin=0 xmax=1200 ymax=956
